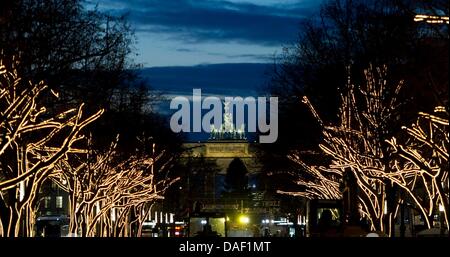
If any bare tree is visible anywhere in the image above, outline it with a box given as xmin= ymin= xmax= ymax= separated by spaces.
xmin=50 ymin=137 xmax=179 ymax=237
xmin=286 ymin=63 xmax=449 ymax=236
xmin=267 ymin=0 xmax=448 ymax=164
xmin=286 ymin=65 xmax=404 ymax=235
xmin=0 ymin=57 xmax=103 ymax=237
xmin=385 ymin=107 xmax=449 ymax=230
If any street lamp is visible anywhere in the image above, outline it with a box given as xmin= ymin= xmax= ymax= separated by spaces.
xmin=238 ymin=215 xmax=249 ymax=224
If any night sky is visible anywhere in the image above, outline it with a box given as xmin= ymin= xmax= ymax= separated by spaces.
xmin=87 ymin=0 xmax=324 ymax=67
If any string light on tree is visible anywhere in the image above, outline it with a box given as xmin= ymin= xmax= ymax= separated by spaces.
xmin=0 ymin=56 xmax=103 ymax=237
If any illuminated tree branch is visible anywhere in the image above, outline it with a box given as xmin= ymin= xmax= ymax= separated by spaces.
xmin=277 ymin=153 xmax=342 ymax=200
xmin=386 ymin=107 xmax=449 ymax=230
xmin=0 ymin=56 xmax=103 ymax=237
xmin=51 ymin=137 xmax=179 ymax=237
xmin=286 ymin=65 xmax=404 ymax=235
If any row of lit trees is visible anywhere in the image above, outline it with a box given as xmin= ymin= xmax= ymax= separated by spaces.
xmin=0 ymin=57 xmax=176 ymax=237
xmin=280 ymin=65 xmax=448 ymax=235
xmin=50 ymin=137 xmax=178 ymax=237
xmin=385 ymin=107 xmax=448 ymax=231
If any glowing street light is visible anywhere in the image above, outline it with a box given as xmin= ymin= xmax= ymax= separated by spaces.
xmin=238 ymin=215 xmax=249 ymax=224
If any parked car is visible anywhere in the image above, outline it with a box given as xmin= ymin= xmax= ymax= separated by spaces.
xmin=35 ymin=215 xmax=69 ymax=237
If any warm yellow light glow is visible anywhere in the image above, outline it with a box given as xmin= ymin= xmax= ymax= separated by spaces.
xmin=414 ymin=14 xmax=450 ymax=24
xmin=238 ymin=215 xmax=250 ymax=224
xmin=0 ymin=55 xmax=182 ymax=237
xmin=386 ymin=106 xmax=449 ymax=231
xmin=283 ymin=65 xmax=431 ymax=234
xmin=49 ymin=135 xmax=179 ymax=236
xmin=0 ymin=57 xmax=103 ymax=236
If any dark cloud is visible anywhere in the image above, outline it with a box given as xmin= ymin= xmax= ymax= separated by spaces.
xmin=94 ymin=0 xmax=320 ymax=46
xmin=175 ymin=48 xmax=194 ymax=52
xmin=172 ymin=47 xmax=273 ymax=62
xmin=207 ymin=52 xmax=274 ymax=62
xmin=227 ymin=53 xmax=274 ymax=62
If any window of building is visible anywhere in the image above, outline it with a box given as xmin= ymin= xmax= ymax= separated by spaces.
xmin=56 ymin=196 xmax=63 ymax=209
xmin=44 ymin=196 xmax=51 ymax=209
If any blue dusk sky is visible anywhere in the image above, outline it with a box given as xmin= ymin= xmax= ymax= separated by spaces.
xmin=86 ymin=0 xmax=324 ymax=67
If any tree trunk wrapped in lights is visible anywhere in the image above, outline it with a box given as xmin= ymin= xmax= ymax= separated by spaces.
xmin=286 ymin=65 xmax=404 ymax=235
xmin=50 ymin=137 xmax=179 ymax=237
xmin=0 ymin=57 xmax=103 ymax=237
xmin=385 ymin=107 xmax=449 ymax=230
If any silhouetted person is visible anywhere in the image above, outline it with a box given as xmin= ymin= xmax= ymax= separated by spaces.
xmin=318 ymin=210 xmax=334 ymax=236
xmin=195 ymin=223 xmax=220 ymax=237
xmin=193 ymin=201 xmax=203 ymax=213
xmin=203 ymin=224 xmax=212 ymax=233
